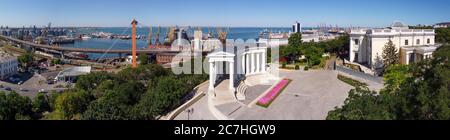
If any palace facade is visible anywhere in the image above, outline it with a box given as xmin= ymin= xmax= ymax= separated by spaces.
xmin=349 ymin=22 xmax=438 ymax=69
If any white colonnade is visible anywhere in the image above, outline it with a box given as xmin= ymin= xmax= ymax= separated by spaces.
xmin=241 ymin=48 xmax=267 ymax=76
xmin=206 ymin=47 xmax=267 ymax=98
xmin=207 ymin=52 xmax=236 ymax=94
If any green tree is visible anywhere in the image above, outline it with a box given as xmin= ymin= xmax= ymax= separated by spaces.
xmin=47 ymin=91 xmax=61 ymax=111
xmin=394 ymin=45 xmax=450 ymax=120
xmin=302 ymin=43 xmax=324 ymax=66
xmin=139 ymin=53 xmax=149 ymax=65
xmin=382 ymin=39 xmax=399 ymax=71
xmin=435 ymin=27 xmax=450 ymax=44
xmin=280 ymin=45 xmax=298 ymax=63
xmin=81 ymin=96 xmax=129 ymax=120
xmin=328 ymin=44 xmax=450 ymax=120
xmin=281 ymin=32 xmax=303 ymax=63
xmin=92 ymin=80 xmax=115 ymax=99
xmin=53 ymin=91 xmax=91 ymax=119
xmin=382 ymin=65 xmax=410 ymax=94
xmin=51 ymin=59 xmax=61 ymax=65
xmin=116 ymin=64 xmax=168 ymax=82
xmin=112 ymin=81 xmax=146 ymax=105
xmin=0 ymin=92 xmax=33 ymax=120
xmin=75 ymin=72 xmax=113 ymax=92
xmin=17 ymin=52 xmax=34 ymax=71
xmin=32 ymin=93 xmax=51 ymax=114
xmin=327 ymin=87 xmax=395 ymax=120
xmin=288 ymin=32 xmax=302 ymax=47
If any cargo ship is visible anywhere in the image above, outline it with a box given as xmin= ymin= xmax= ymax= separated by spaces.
xmin=66 ymin=52 xmax=89 ymax=60
xmin=51 ymin=36 xmax=76 ymax=44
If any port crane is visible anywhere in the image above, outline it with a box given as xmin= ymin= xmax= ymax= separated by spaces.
xmin=148 ymin=26 xmax=153 ymax=48
xmin=155 ymin=26 xmax=161 ymax=46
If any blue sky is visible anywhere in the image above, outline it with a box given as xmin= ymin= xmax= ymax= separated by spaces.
xmin=0 ymin=0 xmax=449 ymax=27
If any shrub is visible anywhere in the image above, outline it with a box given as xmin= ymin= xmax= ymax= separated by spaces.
xmin=304 ymin=66 xmax=309 ymax=71
xmin=337 ymin=74 xmax=368 ymax=87
xmin=295 ymin=65 xmax=300 ymax=70
xmin=282 ymin=62 xmax=287 ymax=68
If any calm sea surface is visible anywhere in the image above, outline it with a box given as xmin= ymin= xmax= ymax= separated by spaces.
xmin=62 ymin=27 xmax=294 ymax=59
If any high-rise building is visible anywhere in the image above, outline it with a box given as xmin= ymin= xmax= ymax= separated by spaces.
xmin=292 ymin=21 xmax=302 ymax=33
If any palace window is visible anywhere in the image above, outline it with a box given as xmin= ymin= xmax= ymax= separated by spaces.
xmin=416 ymin=39 xmax=420 ymax=45
xmin=405 ymin=40 xmax=409 ymax=45
xmin=427 ymin=38 xmax=430 ymax=44
xmin=354 ymin=39 xmax=359 ymax=45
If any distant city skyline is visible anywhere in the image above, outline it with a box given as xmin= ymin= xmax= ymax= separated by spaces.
xmin=0 ymin=0 xmax=449 ymax=28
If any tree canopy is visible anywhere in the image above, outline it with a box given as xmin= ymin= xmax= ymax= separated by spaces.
xmin=281 ymin=33 xmax=349 ymax=66
xmin=17 ymin=52 xmax=34 ymax=71
xmin=0 ymin=92 xmax=33 ymax=120
xmin=139 ymin=53 xmax=149 ymax=65
xmin=0 ymin=62 xmax=207 ymax=120
xmin=328 ymin=44 xmax=450 ymax=120
xmin=382 ymin=39 xmax=399 ymax=71
xmin=436 ymin=27 xmax=450 ymax=44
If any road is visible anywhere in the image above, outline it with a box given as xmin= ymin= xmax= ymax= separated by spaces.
xmin=0 ymin=72 xmax=67 ymax=98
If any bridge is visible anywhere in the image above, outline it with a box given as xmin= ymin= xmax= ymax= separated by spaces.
xmin=0 ymin=35 xmax=210 ymax=55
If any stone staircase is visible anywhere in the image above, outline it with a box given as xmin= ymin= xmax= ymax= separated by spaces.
xmin=244 ymin=75 xmax=262 ymax=86
xmin=236 ymin=81 xmax=248 ymax=101
xmin=245 ymin=74 xmax=278 ymax=86
xmin=212 ymin=80 xmax=238 ymax=105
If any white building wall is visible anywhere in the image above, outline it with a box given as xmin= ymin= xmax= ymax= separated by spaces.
xmin=370 ymin=37 xmax=390 ymax=68
xmin=0 ymin=58 xmax=18 ymax=80
xmin=350 ymin=28 xmax=436 ymax=69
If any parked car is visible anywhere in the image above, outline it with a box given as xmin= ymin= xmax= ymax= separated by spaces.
xmin=17 ymin=81 xmax=23 ymax=85
xmin=19 ymin=88 xmax=28 ymax=92
xmin=9 ymin=77 xmax=19 ymax=83
xmin=38 ymin=89 xmax=47 ymax=93
xmin=47 ymin=78 xmax=55 ymax=84
xmin=5 ymin=87 xmax=12 ymax=91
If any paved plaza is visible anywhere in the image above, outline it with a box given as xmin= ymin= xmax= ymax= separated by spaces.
xmin=175 ymin=70 xmax=356 ymax=120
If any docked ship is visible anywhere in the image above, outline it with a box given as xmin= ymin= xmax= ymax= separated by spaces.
xmin=81 ymin=35 xmax=92 ymax=40
xmin=66 ymin=52 xmax=89 ymax=60
xmin=258 ymin=29 xmax=290 ymax=47
xmin=51 ymin=36 xmax=76 ymax=44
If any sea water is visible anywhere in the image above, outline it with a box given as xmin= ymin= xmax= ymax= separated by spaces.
xmin=61 ymin=27 xmax=296 ymax=60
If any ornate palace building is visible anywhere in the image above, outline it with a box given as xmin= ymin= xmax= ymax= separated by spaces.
xmin=349 ymin=22 xmax=439 ymax=70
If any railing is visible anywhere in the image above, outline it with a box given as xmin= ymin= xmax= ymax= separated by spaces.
xmin=163 ymin=80 xmax=210 ymax=120
xmin=401 ymin=29 xmax=413 ymax=32
xmin=335 ymin=64 xmax=383 ymax=84
xmin=373 ymin=29 xmax=383 ymax=33
xmin=351 ymin=28 xmax=434 ymax=35
xmin=370 ymin=29 xmax=434 ymax=34
xmin=350 ymin=29 xmax=367 ymax=34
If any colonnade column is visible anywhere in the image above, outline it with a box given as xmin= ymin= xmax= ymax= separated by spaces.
xmin=262 ymin=51 xmax=266 ymax=72
xmin=246 ymin=53 xmax=250 ymax=75
xmin=229 ymin=62 xmax=234 ymax=90
xmin=241 ymin=54 xmax=245 ymax=76
xmin=215 ymin=61 xmax=220 ymax=80
xmin=256 ymin=53 xmax=260 ymax=73
xmin=251 ymin=53 xmax=255 ymax=74
xmin=209 ymin=62 xmax=214 ymax=91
